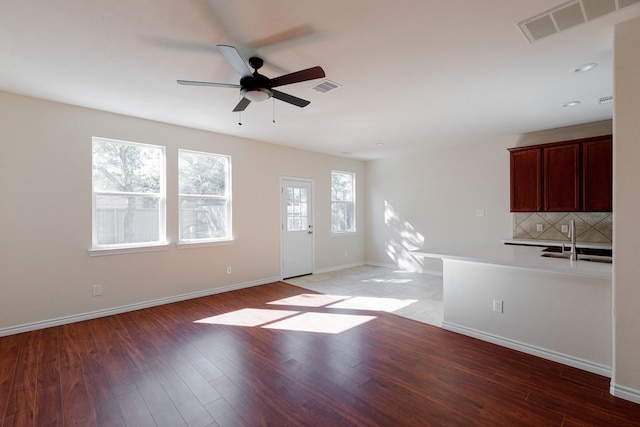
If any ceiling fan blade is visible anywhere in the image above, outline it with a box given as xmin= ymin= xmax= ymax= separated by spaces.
xmin=270 ymin=66 xmax=325 ymax=88
xmin=177 ymin=80 xmax=241 ymax=88
xmin=272 ymin=90 xmax=311 ymax=108
xmin=217 ymin=45 xmax=252 ymax=77
xmin=232 ymin=97 xmax=251 ymax=112
xmin=249 ymin=25 xmax=314 ymax=49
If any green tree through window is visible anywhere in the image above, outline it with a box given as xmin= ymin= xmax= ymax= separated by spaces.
xmin=331 ymin=171 xmax=356 ymax=233
xmin=92 ymin=137 xmax=165 ymax=247
xmin=179 ymin=150 xmax=231 ymax=242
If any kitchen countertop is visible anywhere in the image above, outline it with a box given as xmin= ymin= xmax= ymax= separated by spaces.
xmin=411 ymin=243 xmax=612 ymax=279
xmin=501 ymin=238 xmax=612 ymax=250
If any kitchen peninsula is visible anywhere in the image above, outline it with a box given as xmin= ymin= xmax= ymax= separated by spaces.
xmin=412 ymin=244 xmax=612 ymax=377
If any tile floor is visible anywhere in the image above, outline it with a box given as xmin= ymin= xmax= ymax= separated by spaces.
xmin=283 ymin=265 xmax=444 ymax=327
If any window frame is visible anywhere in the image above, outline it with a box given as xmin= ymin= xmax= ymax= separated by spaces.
xmin=90 ymin=137 xmax=167 ymax=254
xmin=177 ymin=149 xmax=233 ymax=246
xmin=331 ymin=170 xmax=356 ymax=235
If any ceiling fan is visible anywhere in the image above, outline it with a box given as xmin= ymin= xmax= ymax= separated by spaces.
xmin=177 ymin=45 xmax=325 ymax=112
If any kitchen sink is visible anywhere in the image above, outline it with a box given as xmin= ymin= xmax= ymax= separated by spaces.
xmin=540 ymin=252 xmax=612 ymax=263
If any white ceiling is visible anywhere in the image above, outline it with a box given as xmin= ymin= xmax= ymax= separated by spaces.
xmin=1 ymin=0 xmax=639 ymax=160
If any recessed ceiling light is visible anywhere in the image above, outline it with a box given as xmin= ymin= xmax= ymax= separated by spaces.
xmin=562 ymin=101 xmax=581 ymax=107
xmin=376 ymin=143 xmax=384 ymax=146
xmin=573 ymin=63 xmax=597 ymax=73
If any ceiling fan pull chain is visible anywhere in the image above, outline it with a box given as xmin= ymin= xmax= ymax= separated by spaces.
xmin=273 ymin=99 xmax=276 ymax=124
xmin=238 ymin=110 xmax=242 ymax=126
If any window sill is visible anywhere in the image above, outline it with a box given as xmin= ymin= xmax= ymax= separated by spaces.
xmin=88 ymin=243 xmax=170 ymax=257
xmin=176 ymin=239 xmax=234 ymax=249
xmin=332 ymin=231 xmax=357 ymax=237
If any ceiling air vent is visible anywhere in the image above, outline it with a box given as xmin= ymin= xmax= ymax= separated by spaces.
xmin=518 ymin=0 xmax=640 ymax=43
xmin=311 ymin=79 xmax=341 ymax=93
xmin=597 ymin=95 xmax=614 ymax=105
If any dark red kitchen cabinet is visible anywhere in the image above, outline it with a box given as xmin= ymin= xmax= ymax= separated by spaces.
xmin=543 ymin=142 xmax=580 ymax=211
xmin=510 ymin=148 xmax=541 ymax=212
xmin=582 ymin=136 xmax=612 ymax=211
xmin=509 ymin=135 xmax=612 ymax=212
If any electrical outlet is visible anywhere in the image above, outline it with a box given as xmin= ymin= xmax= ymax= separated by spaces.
xmin=226 ymin=266 xmax=232 ymax=275
xmin=92 ymin=284 xmax=102 ymax=297
xmin=536 ymin=224 xmax=543 ymax=232
xmin=561 ymin=224 xmax=568 ymax=233
xmin=493 ymin=299 xmax=503 ymax=313
xmin=476 ymin=209 xmax=485 ymax=217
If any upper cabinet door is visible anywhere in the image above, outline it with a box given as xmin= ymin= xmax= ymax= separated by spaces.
xmin=509 ymin=135 xmax=612 ymax=213
xmin=582 ymin=137 xmax=613 ymax=212
xmin=510 ymin=148 xmax=541 ymax=212
xmin=543 ymin=143 xmax=580 ymax=211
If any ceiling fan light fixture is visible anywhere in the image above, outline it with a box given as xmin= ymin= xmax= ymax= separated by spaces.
xmin=241 ymin=87 xmax=272 ymax=102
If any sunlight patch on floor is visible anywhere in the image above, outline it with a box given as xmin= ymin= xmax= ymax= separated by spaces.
xmin=267 ymin=293 xmax=349 ymax=307
xmin=361 ymin=278 xmax=412 ymax=284
xmin=194 ymin=292 xmax=416 ymax=333
xmin=194 ymin=308 xmax=299 ymax=327
xmin=262 ymin=312 xmax=376 ymax=334
xmin=268 ymin=293 xmax=418 ymax=313
xmin=327 ymin=296 xmax=418 ymax=312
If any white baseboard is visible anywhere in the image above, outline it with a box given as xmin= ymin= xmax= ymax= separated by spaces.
xmin=313 ymin=262 xmax=366 ymax=275
xmin=313 ymin=261 xmax=443 ymax=277
xmin=366 ymin=261 xmax=443 ymax=277
xmin=610 ymin=382 xmax=640 ymax=404
xmin=442 ymin=321 xmax=612 ymax=378
xmin=0 ymin=277 xmax=280 ymax=337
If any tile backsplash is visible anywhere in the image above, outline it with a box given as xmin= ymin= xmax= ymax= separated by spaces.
xmin=513 ymin=212 xmax=612 ymax=244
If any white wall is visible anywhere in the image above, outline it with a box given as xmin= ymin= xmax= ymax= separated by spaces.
xmin=0 ymin=91 xmax=365 ymax=333
xmin=612 ymin=16 xmax=640 ymax=402
xmin=365 ymin=136 xmax=516 ymax=273
xmin=443 ymin=259 xmax=612 ymax=376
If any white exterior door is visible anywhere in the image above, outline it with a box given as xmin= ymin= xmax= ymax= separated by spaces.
xmin=281 ymin=178 xmax=314 ymax=279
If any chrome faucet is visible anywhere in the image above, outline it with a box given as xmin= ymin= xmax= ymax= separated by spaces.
xmin=567 ymin=219 xmax=577 ymax=261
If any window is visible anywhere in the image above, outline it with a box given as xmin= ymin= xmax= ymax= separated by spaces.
xmin=331 ymin=171 xmax=356 ymax=233
xmin=92 ymin=137 xmax=166 ymax=249
xmin=179 ymin=150 xmax=232 ymax=243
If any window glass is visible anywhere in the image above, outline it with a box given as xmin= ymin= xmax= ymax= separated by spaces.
xmin=286 ymin=187 xmax=309 ymax=231
xmin=179 ymin=150 xmax=232 ymax=242
xmin=331 ymin=171 xmax=356 ymax=233
xmin=92 ymin=137 xmax=165 ymax=247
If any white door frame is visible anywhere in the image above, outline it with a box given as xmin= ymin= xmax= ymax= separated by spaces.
xmin=280 ymin=176 xmax=315 ymax=279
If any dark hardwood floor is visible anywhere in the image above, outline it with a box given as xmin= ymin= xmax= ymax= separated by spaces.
xmin=1 ymin=281 xmax=639 ymax=426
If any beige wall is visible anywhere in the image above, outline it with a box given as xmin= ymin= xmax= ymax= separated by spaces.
xmin=613 ymin=16 xmax=640 ymax=401
xmin=0 ymin=91 xmax=365 ymax=333
xmin=364 ymin=15 xmax=640 ymax=403
xmin=365 ymin=136 xmax=515 ymax=273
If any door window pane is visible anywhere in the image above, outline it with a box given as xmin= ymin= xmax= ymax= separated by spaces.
xmin=287 ymin=187 xmax=309 ymax=231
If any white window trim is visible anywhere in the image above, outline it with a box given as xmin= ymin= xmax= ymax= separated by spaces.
xmin=178 ymin=149 xmax=232 ymax=244
xmin=88 ymin=243 xmax=170 ymax=257
xmin=331 ymin=170 xmax=357 ymax=235
xmin=91 ymin=136 xmax=167 ymax=252
xmin=176 ymin=239 xmax=234 ymax=249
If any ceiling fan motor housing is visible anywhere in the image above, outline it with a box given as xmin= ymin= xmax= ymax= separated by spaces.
xmin=240 ymin=72 xmax=273 ymax=102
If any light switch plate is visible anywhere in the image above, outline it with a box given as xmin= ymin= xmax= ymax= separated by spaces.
xmin=493 ymin=299 xmax=503 ymax=313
